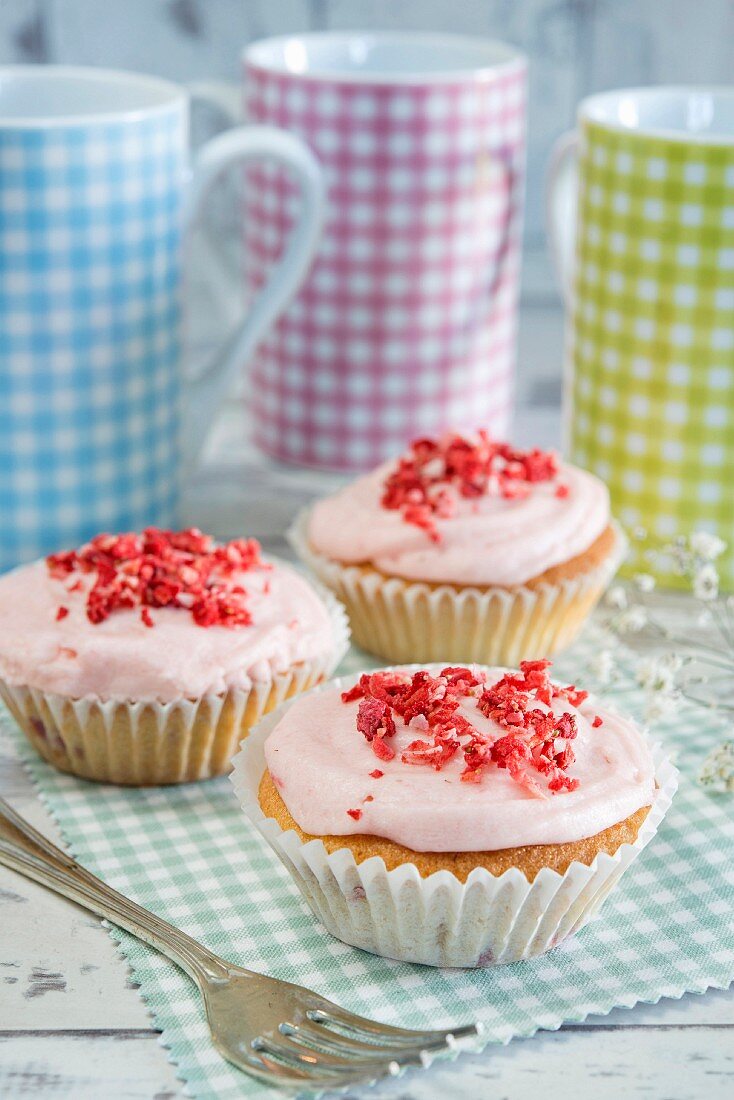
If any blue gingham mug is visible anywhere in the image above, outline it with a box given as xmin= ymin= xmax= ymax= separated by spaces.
xmin=0 ymin=66 xmax=324 ymax=570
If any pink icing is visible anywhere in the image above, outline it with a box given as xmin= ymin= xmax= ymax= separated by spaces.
xmin=308 ymin=459 xmax=610 ymax=587
xmin=0 ymin=559 xmax=336 ymax=702
xmin=264 ymin=670 xmax=655 ymax=851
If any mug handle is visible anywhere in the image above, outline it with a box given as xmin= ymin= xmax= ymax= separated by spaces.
xmin=186 ymin=82 xmax=246 ymax=331
xmin=181 ymin=91 xmax=325 ymax=469
xmin=545 ymin=131 xmax=578 ymax=305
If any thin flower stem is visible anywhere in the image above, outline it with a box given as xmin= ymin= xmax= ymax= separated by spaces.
xmin=641 ymin=616 xmax=692 ymax=645
xmin=724 ymin=598 xmax=734 ymax=639
xmin=639 ymin=618 xmax=734 ymax=665
xmin=641 ymin=617 xmax=673 ymax=639
xmin=686 ymin=653 xmax=734 ymax=673
xmin=709 ymin=600 xmax=734 ymax=649
xmin=681 ymin=689 xmax=734 ymax=712
xmin=684 ymin=671 xmax=730 ymax=684
xmin=602 ymin=616 xmax=734 ymax=668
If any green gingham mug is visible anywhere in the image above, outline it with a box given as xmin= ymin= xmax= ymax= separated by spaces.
xmin=547 ymin=87 xmax=734 ymax=588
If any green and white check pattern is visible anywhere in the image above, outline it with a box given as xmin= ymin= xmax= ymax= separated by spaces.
xmin=569 ymin=120 xmax=734 ymax=589
xmin=3 ymin=638 xmax=733 ymax=1099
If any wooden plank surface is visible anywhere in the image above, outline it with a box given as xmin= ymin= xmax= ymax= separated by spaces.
xmin=2 ymin=1024 xmax=733 ymax=1099
xmin=0 ymin=1033 xmax=181 ymax=1099
xmin=0 ymin=746 xmax=152 ymax=1033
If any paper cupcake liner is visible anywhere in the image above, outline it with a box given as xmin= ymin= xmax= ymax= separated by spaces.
xmin=0 ymin=584 xmax=349 ymax=786
xmin=289 ymin=510 xmax=627 ymax=665
xmin=230 ymin=673 xmax=677 ymax=968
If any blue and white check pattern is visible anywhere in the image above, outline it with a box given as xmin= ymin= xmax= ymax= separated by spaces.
xmin=0 ymin=108 xmax=185 ymax=570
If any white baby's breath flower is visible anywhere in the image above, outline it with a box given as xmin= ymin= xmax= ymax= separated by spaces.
xmin=693 ymin=562 xmax=719 ymax=602
xmin=605 ymin=585 xmax=628 ymax=610
xmin=632 ymin=526 xmax=648 ymax=542
xmin=636 ymin=656 xmax=676 ymax=695
xmin=699 ymin=741 xmax=734 ymax=793
xmin=615 ymin=606 xmax=647 ymax=633
xmin=644 ymin=692 xmax=679 ymax=725
xmin=663 ymin=536 xmax=691 ymax=575
xmin=633 ymin=572 xmax=656 ymax=593
xmin=690 ymin=531 xmax=727 ymax=562
xmin=659 ymin=651 xmax=684 ymax=673
xmin=589 ymin=649 xmax=616 ymax=686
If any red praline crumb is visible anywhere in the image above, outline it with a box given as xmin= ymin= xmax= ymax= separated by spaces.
xmin=369 ymin=769 xmax=384 ymax=778
xmin=381 ymin=432 xmax=560 ymax=541
xmin=357 ymin=697 xmax=396 ymax=744
xmin=592 ymin=715 xmax=603 ymax=728
xmin=372 ymin=735 xmax=396 ymax=761
xmin=555 ymin=483 xmax=570 ymax=498
xmin=554 ymin=683 xmax=589 ymax=707
xmin=55 ymin=606 xmax=69 ymax=621
xmin=341 ymin=682 xmax=365 ymax=703
xmin=346 ymin=808 xmax=362 ymax=821
xmin=344 ymin=660 xmax=587 ymax=796
xmin=46 ymin=528 xmax=267 ymax=629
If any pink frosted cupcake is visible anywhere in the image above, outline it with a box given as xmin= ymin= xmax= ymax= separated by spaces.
xmin=0 ymin=528 xmax=347 ymax=785
xmin=232 ymin=662 xmax=676 ymax=967
xmin=291 ymin=432 xmax=625 ymax=664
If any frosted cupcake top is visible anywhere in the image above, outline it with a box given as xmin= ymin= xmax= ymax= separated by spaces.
xmin=0 ymin=528 xmax=338 ymax=702
xmin=264 ymin=662 xmax=655 ymax=852
xmin=308 ymin=433 xmax=611 ymax=587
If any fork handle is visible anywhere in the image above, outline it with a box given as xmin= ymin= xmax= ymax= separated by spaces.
xmin=0 ymin=796 xmax=229 ymax=983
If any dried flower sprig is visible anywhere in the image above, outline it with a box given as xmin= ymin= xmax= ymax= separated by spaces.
xmin=595 ymin=529 xmax=733 ymax=792
xmin=699 ymin=741 xmax=734 ymax=793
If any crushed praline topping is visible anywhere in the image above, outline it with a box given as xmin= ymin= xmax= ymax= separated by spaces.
xmin=381 ymin=432 xmax=561 ymax=542
xmin=47 ymin=528 xmax=268 ymax=628
xmin=341 ymin=660 xmax=594 ymax=797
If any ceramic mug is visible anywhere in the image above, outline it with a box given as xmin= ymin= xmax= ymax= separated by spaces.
xmin=199 ymin=31 xmax=527 ymax=470
xmin=547 ymin=87 xmax=734 ymax=588
xmin=0 ymin=65 xmax=324 ymax=570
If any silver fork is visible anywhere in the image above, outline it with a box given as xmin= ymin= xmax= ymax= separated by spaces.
xmin=0 ymin=797 xmax=479 ymax=1091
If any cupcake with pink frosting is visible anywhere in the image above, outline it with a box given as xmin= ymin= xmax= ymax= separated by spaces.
xmin=291 ymin=432 xmax=625 ymax=665
xmin=0 ymin=527 xmax=348 ymax=785
xmin=231 ymin=662 xmax=676 ymax=968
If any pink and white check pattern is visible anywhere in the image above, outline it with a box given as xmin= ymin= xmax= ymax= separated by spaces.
xmin=244 ymin=60 xmax=527 ymax=470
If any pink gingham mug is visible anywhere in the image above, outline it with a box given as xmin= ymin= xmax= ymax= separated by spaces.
xmin=198 ymin=32 xmax=527 ymax=471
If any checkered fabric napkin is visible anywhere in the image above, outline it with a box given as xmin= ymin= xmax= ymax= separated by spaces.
xmin=568 ymin=119 xmax=734 ymax=588
xmin=3 ymin=639 xmax=732 ymax=1099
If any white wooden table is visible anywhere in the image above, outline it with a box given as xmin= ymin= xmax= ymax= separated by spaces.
xmin=2 ymin=402 xmax=732 ymax=1099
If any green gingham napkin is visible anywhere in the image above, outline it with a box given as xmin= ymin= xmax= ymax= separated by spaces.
xmin=3 ymin=638 xmax=733 ymax=1099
